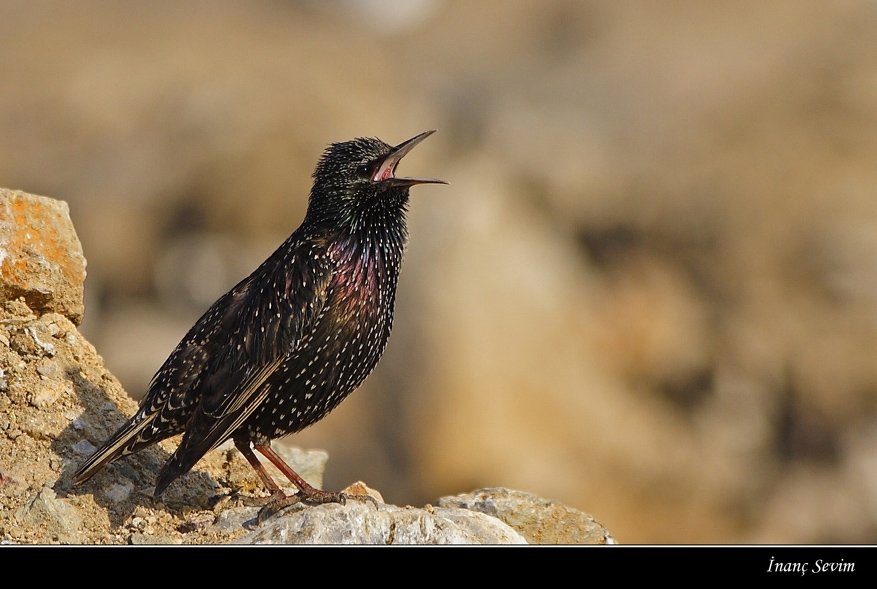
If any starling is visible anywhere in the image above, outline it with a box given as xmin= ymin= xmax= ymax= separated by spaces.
xmin=74 ymin=130 xmax=445 ymax=512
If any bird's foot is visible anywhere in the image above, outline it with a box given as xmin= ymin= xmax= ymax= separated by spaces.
xmin=295 ymin=488 xmax=380 ymax=507
xmin=237 ymin=493 xmax=279 ymax=508
xmin=256 ymin=492 xmax=304 ymax=525
xmin=341 ymin=492 xmax=380 ymax=508
xmin=255 ymin=488 xmax=371 ymax=525
xmin=299 ymin=488 xmax=347 ymax=505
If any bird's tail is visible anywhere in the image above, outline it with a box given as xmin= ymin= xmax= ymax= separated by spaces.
xmin=152 ymin=409 xmax=233 ymax=496
xmin=153 ymin=449 xmax=198 ymax=497
xmin=72 ymin=413 xmax=157 ymax=485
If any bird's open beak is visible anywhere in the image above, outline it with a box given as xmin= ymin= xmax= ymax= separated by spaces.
xmin=373 ymin=130 xmax=447 ymax=187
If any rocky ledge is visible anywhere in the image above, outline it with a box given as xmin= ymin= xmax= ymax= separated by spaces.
xmin=0 ymin=188 xmax=613 ymax=544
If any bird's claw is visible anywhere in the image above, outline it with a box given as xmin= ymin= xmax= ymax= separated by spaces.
xmin=344 ymin=493 xmax=380 ymax=508
xmin=298 ymin=489 xmax=345 ymax=505
xmin=255 ymin=488 xmax=356 ymax=525
xmin=256 ymin=493 xmax=304 ymax=525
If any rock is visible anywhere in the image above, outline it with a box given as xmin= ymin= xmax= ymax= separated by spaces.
xmin=272 ymin=445 xmax=329 ymax=491
xmin=236 ymin=500 xmax=527 ymax=545
xmin=102 ymin=481 xmax=135 ymax=503
xmin=0 ymin=189 xmax=612 ymax=545
xmin=14 ymin=486 xmax=83 ymax=543
xmin=341 ymin=480 xmax=384 ymax=503
xmin=129 ymin=533 xmax=182 ymax=545
xmin=214 ymin=507 xmax=260 ymax=532
xmin=438 ymin=487 xmax=614 ymax=544
xmin=0 ymin=189 xmax=86 ymax=325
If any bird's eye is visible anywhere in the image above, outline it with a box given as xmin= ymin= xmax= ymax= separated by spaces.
xmin=356 ymin=163 xmax=374 ymax=179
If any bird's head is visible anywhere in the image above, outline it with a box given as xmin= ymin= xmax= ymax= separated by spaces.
xmin=307 ymin=130 xmax=445 ymax=230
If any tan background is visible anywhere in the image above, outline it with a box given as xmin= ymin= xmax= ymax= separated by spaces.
xmin=3 ymin=0 xmax=877 ymax=543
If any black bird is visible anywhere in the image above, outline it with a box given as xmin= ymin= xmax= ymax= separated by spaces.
xmin=74 ymin=131 xmax=444 ymax=512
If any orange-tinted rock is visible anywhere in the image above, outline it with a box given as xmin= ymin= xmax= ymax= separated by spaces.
xmin=0 ymin=189 xmax=86 ymax=324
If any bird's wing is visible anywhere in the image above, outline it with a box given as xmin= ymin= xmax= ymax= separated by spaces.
xmin=153 ymin=239 xmax=335 ymax=493
xmin=73 ymin=303 xmax=230 ymax=484
xmin=72 ymin=407 xmax=162 ymax=484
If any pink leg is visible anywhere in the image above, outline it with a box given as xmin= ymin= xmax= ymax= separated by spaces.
xmin=254 ymin=443 xmax=345 ymax=504
xmin=234 ymin=439 xmax=346 ymax=523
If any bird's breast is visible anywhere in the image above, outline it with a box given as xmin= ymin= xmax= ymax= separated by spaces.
xmin=325 ymin=237 xmax=403 ymax=338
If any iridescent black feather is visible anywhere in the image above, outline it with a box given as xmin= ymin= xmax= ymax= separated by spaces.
xmin=74 ymin=132 xmax=443 ymax=499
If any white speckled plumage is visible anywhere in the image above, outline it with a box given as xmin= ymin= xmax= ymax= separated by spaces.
xmin=73 ymin=132 xmax=443 ymax=500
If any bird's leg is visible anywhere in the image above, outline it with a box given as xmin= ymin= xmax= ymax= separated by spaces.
xmin=254 ymin=443 xmax=346 ymax=505
xmin=237 ymin=439 xmax=372 ymax=523
xmin=255 ymin=443 xmax=380 ymax=511
xmin=234 ymin=439 xmax=298 ymax=505
xmin=236 ymin=440 xmax=350 ymax=524
xmin=234 ymin=439 xmax=307 ymax=524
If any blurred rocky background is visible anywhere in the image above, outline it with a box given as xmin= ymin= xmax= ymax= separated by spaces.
xmin=3 ymin=0 xmax=877 ymax=543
